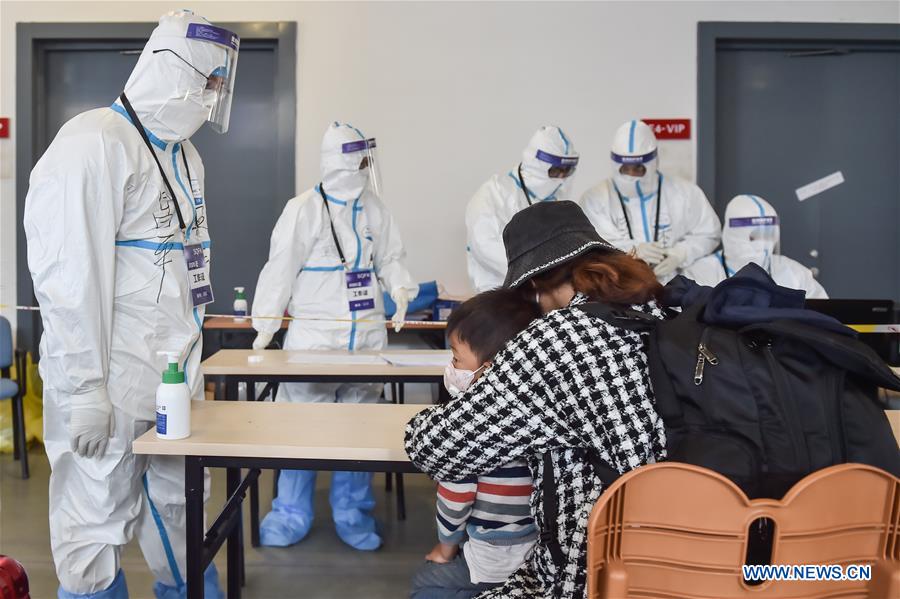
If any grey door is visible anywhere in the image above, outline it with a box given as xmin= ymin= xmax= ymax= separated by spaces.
xmin=17 ymin=24 xmax=295 ymax=349
xmin=713 ymin=40 xmax=900 ymax=300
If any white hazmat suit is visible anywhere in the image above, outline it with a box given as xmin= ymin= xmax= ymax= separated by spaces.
xmin=24 ymin=10 xmax=236 ymax=599
xmin=251 ymin=122 xmax=417 ymax=550
xmin=683 ymin=194 xmax=828 ymax=298
xmin=465 ymin=126 xmax=579 ymax=292
xmin=578 ymin=120 xmax=721 ymax=283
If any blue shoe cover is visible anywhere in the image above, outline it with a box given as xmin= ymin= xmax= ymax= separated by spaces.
xmin=58 ymin=569 xmax=129 ymax=599
xmin=260 ymin=469 xmax=316 ymax=547
xmin=331 ymin=471 xmax=382 ymax=551
xmin=152 ymin=564 xmax=222 ymax=599
xmin=259 ymin=508 xmax=313 ymax=547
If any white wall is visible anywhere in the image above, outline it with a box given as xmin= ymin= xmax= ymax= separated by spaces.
xmin=1 ymin=0 xmax=898 ymax=329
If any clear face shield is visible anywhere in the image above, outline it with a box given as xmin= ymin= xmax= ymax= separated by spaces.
xmin=536 ymin=149 xmax=579 ymax=179
xmin=727 ymin=215 xmax=780 ymax=267
xmin=342 ymin=137 xmax=381 ymax=198
xmin=184 ymin=23 xmax=240 ymax=134
xmin=611 ymin=149 xmax=657 ymax=177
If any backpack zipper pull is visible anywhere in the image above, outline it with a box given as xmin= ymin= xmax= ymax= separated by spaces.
xmin=699 ymin=342 xmax=719 ymax=365
xmin=694 ymin=352 xmax=706 ymax=385
xmin=694 ymin=340 xmax=718 ymax=386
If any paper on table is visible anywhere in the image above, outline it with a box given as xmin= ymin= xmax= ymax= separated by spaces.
xmin=380 ymin=351 xmax=452 ymax=367
xmin=286 ymin=353 xmax=387 ymax=365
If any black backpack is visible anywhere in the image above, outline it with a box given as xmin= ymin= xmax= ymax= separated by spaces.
xmin=539 ymin=289 xmax=900 ymax=568
xmin=641 ymin=300 xmax=900 ymax=499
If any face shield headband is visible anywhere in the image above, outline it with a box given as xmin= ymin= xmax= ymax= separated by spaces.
xmin=536 ymin=149 xmax=579 ymax=178
xmin=611 ymin=149 xmax=658 ymax=165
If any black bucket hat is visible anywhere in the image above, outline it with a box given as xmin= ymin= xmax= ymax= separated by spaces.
xmin=502 ymin=201 xmax=620 ymax=288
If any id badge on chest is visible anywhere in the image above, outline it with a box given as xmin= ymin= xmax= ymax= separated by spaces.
xmin=183 ymin=241 xmax=214 ymax=307
xmin=346 ymin=269 xmax=376 ymax=312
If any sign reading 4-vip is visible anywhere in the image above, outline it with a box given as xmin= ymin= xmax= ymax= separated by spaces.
xmin=642 ymin=119 xmax=691 ymax=140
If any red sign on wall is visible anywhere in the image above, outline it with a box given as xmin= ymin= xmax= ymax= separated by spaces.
xmin=0 ymin=118 xmax=9 ymax=139
xmin=642 ymin=118 xmax=691 ymax=140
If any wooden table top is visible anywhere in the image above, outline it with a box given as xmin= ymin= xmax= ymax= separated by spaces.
xmin=133 ymin=403 xmax=899 ymax=461
xmin=203 ymin=316 xmax=447 ymax=331
xmin=201 ymin=349 xmax=449 ymax=377
xmin=133 ymin=401 xmax=429 ymax=461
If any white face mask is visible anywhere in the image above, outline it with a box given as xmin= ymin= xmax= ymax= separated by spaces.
xmin=323 ymin=168 xmax=369 ymax=201
xmin=153 ymin=88 xmax=210 ymax=141
xmin=612 ymin=160 xmax=659 ymax=199
xmin=443 ymin=363 xmax=486 ymax=398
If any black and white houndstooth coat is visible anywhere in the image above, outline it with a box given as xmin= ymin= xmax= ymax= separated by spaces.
xmin=405 ymin=293 xmax=667 ymax=598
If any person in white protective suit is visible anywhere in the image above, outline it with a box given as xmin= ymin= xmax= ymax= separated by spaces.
xmin=683 ymin=194 xmax=828 ymax=298
xmin=251 ymin=122 xmax=418 ymax=550
xmin=465 ymin=126 xmax=579 ymax=292
xmin=578 ymin=119 xmax=721 ymax=283
xmin=23 ymin=10 xmax=238 ymax=599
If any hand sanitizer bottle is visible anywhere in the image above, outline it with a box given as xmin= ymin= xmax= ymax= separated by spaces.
xmin=233 ymin=287 xmax=248 ymax=323
xmin=156 ymin=352 xmax=191 ymax=440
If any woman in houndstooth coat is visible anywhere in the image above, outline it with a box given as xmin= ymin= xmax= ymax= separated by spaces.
xmin=406 ymin=201 xmax=668 ymax=599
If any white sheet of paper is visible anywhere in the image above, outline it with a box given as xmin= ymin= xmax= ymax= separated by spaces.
xmin=795 ymin=171 xmax=845 ymax=202
xmin=380 ymin=351 xmax=452 ymax=367
xmin=286 ymin=353 xmax=387 ymax=365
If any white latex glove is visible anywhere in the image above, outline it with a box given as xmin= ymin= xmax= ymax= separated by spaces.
xmin=653 ymin=246 xmax=688 ymax=277
xmin=634 ymin=241 xmax=666 ymax=266
xmin=252 ymin=331 xmax=274 ymax=350
xmin=69 ymin=393 xmax=113 ymax=459
xmin=391 ymin=288 xmax=419 ymax=333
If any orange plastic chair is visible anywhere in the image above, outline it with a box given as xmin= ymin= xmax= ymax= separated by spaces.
xmin=586 ymin=463 xmax=900 ymax=598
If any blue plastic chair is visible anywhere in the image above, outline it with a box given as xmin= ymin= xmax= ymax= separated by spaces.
xmin=0 ymin=317 xmax=28 ymax=478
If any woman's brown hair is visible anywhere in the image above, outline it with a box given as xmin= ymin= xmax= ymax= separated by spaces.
xmin=530 ymin=250 xmax=663 ymax=305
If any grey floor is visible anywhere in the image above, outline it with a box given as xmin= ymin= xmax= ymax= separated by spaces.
xmin=0 ymin=447 xmax=438 ymax=598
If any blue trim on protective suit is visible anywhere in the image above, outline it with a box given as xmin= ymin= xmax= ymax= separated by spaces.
xmin=345 ymin=123 xmax=366 ymax=140
xmin=507 ymin=172 xmax=559 ymax=202
xmin=110 ymin=103 xmax=168 ymax=150
xmin=635 ymin=181 xmax=652 ymax=242
xmin=314 ymin=184 xmax=365 ymax=208
xmin=717 ymin=250 xmax=734 ymax=277
xmin=628 ymin=120 xmax=637 ymax=153
xmin=748 ymin=194 xmax=766 ymax=216
xmin=115 ymin=240 xmax=211 ymax=251
xmin=557 ymin=127 xmax=570 ymax=153
xmin=142 ymin=474 xmax=184 ymax=589
xmin=303 ymin=265 xmax=344 ymax=272
xmin=58 ymin=568 xmax=129 ymax=599
xmin=172 ymin=144 xmax=198 ymax=240
xmin=348 ymin=196 xmax=364 ymax=351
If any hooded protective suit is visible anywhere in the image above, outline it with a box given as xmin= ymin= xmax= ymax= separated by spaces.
xmin=252 ymin=122 xmax=417 ymax=550
xmin=24 ymin=10 xmax=235 ymax=598
xmin=465 ymin=126 xmax=579 ymax=292
xmin=578 ymin=120 xmax=721 ymax=283
xmin=683 ymin=195 xmax=828 ymax=298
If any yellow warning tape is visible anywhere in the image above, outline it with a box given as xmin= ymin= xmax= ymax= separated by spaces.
xmin=1 ymin=305 xmax=448 ymax=327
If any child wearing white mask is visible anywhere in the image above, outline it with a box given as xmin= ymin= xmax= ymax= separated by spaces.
xmin=411 ymin=289 xmax=541 ymax=599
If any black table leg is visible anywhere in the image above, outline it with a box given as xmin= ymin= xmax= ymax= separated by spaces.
xmin=385 ymin=383 xmax=398 ymax=493
xmin=225 ymin=377 xmax=238 ymax=402
xmin=185 ymin=457 xmax=205 ymax=599
xmin=396 ymin=383 xmax=406 ymax=520
xmin=396 ymin=470 xmax=406 ymax=521
xmin=246 ymin=377 xmax=262 ymax=549
xmin=226 ymin=467 xmax=242 ymax=599
xmin=10 ymin=392 xmax=20 ymax=460
xmin=249 ymin=478 xmax=260 ymax=547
